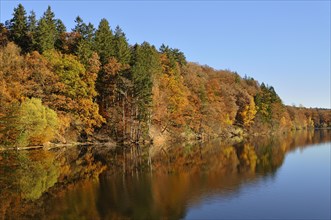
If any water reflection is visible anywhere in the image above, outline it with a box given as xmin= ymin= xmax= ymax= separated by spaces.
xmin=89 ymin=130 xmax=330 ymax=220
xmin=0 ymin=145 xmax=106 ymax=219
xmin=0 ymin=130 xmax=330 ymax=219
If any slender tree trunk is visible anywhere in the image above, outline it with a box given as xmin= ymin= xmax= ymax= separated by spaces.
xmin=136 ymin=105 xmax=140 ymax=142
xmin=122 ymin=97 xmax=125 ymax=140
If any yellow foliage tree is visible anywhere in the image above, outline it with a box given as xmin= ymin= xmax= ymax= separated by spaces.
xmin=240 ymin=96 xmax=257 ymax=128
xmin=0 ymin=98 xmax=59 ymax=147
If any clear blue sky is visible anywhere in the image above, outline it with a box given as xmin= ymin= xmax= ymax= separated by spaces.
xmin=1 ymin=1 xmax=330 ymax=108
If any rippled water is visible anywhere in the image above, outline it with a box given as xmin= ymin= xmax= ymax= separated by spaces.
xmin=1 ymin=130 xmax=330 ymax=219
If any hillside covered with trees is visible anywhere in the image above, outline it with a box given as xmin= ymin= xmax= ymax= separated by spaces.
xmin=0 ymin=4 xmax=330 ymax=148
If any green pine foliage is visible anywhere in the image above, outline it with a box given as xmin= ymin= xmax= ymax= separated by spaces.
xmin=131 ymin=42 xmax=161 ymax=121
xmin=94 ymin=18 xmax=114 ymax=65
xmin=8 ymin=4 xmax=29 ymax=52
xmin=113 ymin=25 xmax=131 ymax=64
xmin=27 ymin=10 xmax=38 ymax=52
xmin=36 ymin=6 xmax=57 ymax=53
xmin=160 ymin=44 xmax=187 ymax=67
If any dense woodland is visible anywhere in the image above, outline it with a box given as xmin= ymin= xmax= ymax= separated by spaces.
xmin=0 ymin=4 xmax=330 ymax=148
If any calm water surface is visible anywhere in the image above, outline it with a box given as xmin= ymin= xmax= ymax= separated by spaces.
xmin=185 ymin=142 xmax=330 ymax=219
xmin=0 ymin=130 xmax=330 ymax=219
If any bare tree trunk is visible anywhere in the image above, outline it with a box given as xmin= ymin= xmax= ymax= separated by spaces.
xmin=122 ymin=98 xmax=126 ymax=140
xmin=130 ymin=96 xmax=135 ymax=143
xmin=136 ymin=105 xmax=140 ymax=143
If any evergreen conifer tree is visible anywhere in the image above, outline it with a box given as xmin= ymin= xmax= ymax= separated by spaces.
xmin=8 ymin=4 xmax=29 ymax=52
xmin=54 ymin=19 xmax=67 ymax=51
xmin=113 ymin=25 xmax=131 ymax=64
xmin=131 ymin=42 xmax=161 ymax=122
xmin=94 ymin=18 xmax=114 ymax=65
xmin=27 ymin=11 xmax=37 ymax=51
xmin=73 ymin=17 xmax=95 ymax=66
xmin=72 ymin=16 xmax=85 ymax=36
xmin=36 ymin=6 xmax=57 ymax=53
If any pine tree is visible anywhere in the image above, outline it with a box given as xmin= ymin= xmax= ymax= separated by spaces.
xmin=55 ymin=19 xmax=66 ymax=34
xmin=54 ymin=19 xmax=67 ymax=51
xmin=130 ymin=42 xmax=161 ymax=123
xmin=27 ymin=11 xmax=37 ymax=52
xmin=72 ymin=16 xmax=85 ymax=36
xmin=171 ymin=48 xmax=187 ymax=66
xmin=85 ymin=23 xmax=95 ymax=42
xmin=8 ymin=3 xmax=29 ymax=52
xmin=76 ymin=40 xmax=94 ymax=67
xmin=72 ymin=16 xmax=95 ymax=41
xmin=159 ymin=44 xmax=176 ymax=69
xmin=72 ymin=17 xmax=95 ymax=66
xmin=113 ymin=25 xmax=131 ymax=64
xmin=36 ymin=6 xmax=57 ymax=53
xmin=94 ymin=18 xmax=114 ymax=65
xmin=160 ymin=44 xmax=187 ymax=67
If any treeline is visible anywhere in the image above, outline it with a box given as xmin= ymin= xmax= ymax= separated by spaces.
xmin=0 ymin=4 xmax=330 ymax=148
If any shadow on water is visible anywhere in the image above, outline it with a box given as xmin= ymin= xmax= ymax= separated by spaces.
xmin=0 ymin=129 xmax=330 ymax=219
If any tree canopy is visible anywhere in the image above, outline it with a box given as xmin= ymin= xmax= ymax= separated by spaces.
xmin=1 ymin=4 xmax=330 ymax=148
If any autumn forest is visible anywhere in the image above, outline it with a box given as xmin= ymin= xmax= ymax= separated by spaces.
xmin=0 ymin=4 xmax=330 ymax=149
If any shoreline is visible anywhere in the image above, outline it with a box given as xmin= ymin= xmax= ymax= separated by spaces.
xmin=0 ymin=127 xmax=326 ymax=152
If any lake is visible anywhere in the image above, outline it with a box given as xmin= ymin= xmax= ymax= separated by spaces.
xmin=0 ymin=130 xmax=330 ymax=219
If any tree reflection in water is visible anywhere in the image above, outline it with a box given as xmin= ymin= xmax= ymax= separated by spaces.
xmin=0 ymin=130 xmax=330 ymax=219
